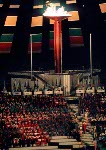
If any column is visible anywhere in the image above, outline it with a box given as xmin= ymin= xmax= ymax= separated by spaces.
xmin=54 ymin=20 xmax=62 ymax=73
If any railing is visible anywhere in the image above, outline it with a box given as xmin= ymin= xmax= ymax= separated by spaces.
xmin=33 ymin=73 xmax=52 ymax=88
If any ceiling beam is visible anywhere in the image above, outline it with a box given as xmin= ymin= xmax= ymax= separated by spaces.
xmin=0 ymin=0 xmax=11 ymax=37
xmin=10 ymin=0 xmax=34 ymax=71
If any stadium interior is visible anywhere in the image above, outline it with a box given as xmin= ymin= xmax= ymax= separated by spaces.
xmin=0 ymin=0 xmax=106 ymax=150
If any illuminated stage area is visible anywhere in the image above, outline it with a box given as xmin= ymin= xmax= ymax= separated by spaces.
xmin=43 ymin=3 xmax=71 ymax=73
xmin=6 ymin=69 xmax=101 ymax=97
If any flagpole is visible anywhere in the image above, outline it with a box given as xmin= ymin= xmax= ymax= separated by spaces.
xmin=30 ymin=34 xmax=33 ymax=79
xmin=61 ymin=31 xmax=62 ymax=74
xmin=90 ymin=33 xmax=92 ymax=85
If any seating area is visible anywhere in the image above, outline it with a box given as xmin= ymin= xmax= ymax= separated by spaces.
xmin=0 ymin=94 xmax=78 ymax=149
xmin=79 ymin=93 xmax=106 ymax=150
xmin=0 ymin=93 xmax=106 ymax=150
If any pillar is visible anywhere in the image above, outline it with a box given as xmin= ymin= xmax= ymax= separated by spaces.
xmin=54 ymin=20 xmax=62 ymax=73
xmin=63 ymin=75 xmax=70 ymax=96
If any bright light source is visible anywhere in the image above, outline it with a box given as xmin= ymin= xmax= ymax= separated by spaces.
xmin=43 ymin=3 xmax=71 ymax=16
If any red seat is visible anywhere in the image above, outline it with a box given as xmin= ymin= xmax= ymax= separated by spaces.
xmin=36 ymin=138 xmax=41 ymax=146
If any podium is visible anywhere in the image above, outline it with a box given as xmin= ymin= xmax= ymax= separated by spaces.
xmin=34 ymin=91 xmax=42 ymax=95
xmin=12 ymin=92 xmax=21 ymax=95
xmin=86 ymin=87 xmax=95 ymax=94
xmin=2 ymin=91 xmax=11 ymax=95
xmin=97 ymin=86 xmax=105 ymax=93
xmin=23 ymin=92 xmax=32 ymax=96
xmin=54 ymin=90 xmax=63 ymax=95
xmin=76 ymin=89 xmax=85 ymax=94
xmin=44 ymin=90 xmax=53 ymax=95
xmin=54 ymin=87 xmax=63 ymax=95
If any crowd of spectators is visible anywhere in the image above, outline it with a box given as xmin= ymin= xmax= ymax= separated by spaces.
xmin=80 ymin=93 xmax=106 ymax=148
xmin=0 ymin=94 xmax=79 ymax=149
xmin=2 ymin=92 xmax=106 ymax=149
xmin=80 ymin=93 xmax=106 ymax=118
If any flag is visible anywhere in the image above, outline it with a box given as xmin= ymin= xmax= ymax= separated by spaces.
xmin=34 ymin=80 xmax=37 ymax=89
xmin=28 ymin=33 xmax=42 ymax=53
xmin=0 ymin=34 xmax=14 ymax=53
xmin=24 ymin=79 xmax=27 ymax=88
xmin=59 ymin=77 xmax=61 ymax=87
xmin=27 ymin=80 xmax=30 ymax=89
xmin=69 ymin=28 xmax=84 ymax=47
xmin=52 ymin=80 xmax=54 ymax=86
xmin=43 ymin=84 xmax=46 ymax=90
xmin=37 ymin=79 xmax=39 ymax=89
xmin=17 ymin=80 xmax=21 ymax=91
xmin=13 ymin=79 xmax=16 ymax=91
xmin=55 ymin=79 xmax=58 ymax=86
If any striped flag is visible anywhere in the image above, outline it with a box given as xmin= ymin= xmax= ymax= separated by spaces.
xmin=28 ymin=34 xmax=42 ymax=53
xmin=0 ymin=34 xmax=14 ymax=53
xmin=69 ymin=28 xmax=84 ymax=47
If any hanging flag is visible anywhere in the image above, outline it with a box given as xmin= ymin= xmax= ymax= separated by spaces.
xmin=34 ymin=80 xmax=37 ymax=89
xmin=55 ymin=79 xmax=58 ymax=86
xmin=52 ymin=80 xmax=54 ymax=86
xmin=13 ymin=79 xmax=16 ymax=91
xmin=17 ymin=80 xmax=21 ymax=92
xmin=28 ymin=33 xmax=42 ymax=53
xmin=69 ymin=28 xmax=84 ymax=47
xmin=59 ymin=77 xmax=61 ymax=87
xmin=43 ymin=84 xmax=46 ymax=90
xmin=24 ymin=79 xmax=27 ymax=88
xmin=27 ymin=80 xmax=30 ymax=89
xmin=0 ymin=34 xmax=14 ymax=53
xmin=37 ymin=79 xmax=39 ymax=89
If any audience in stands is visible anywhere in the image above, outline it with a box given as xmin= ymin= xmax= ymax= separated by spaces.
xmin=1 ymin=92 xmax=106 ymax=149
xmin=0 ymin=94 xmax=79 ymax=149
xmin=80 ymin=93 xmax=106 ymax=149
